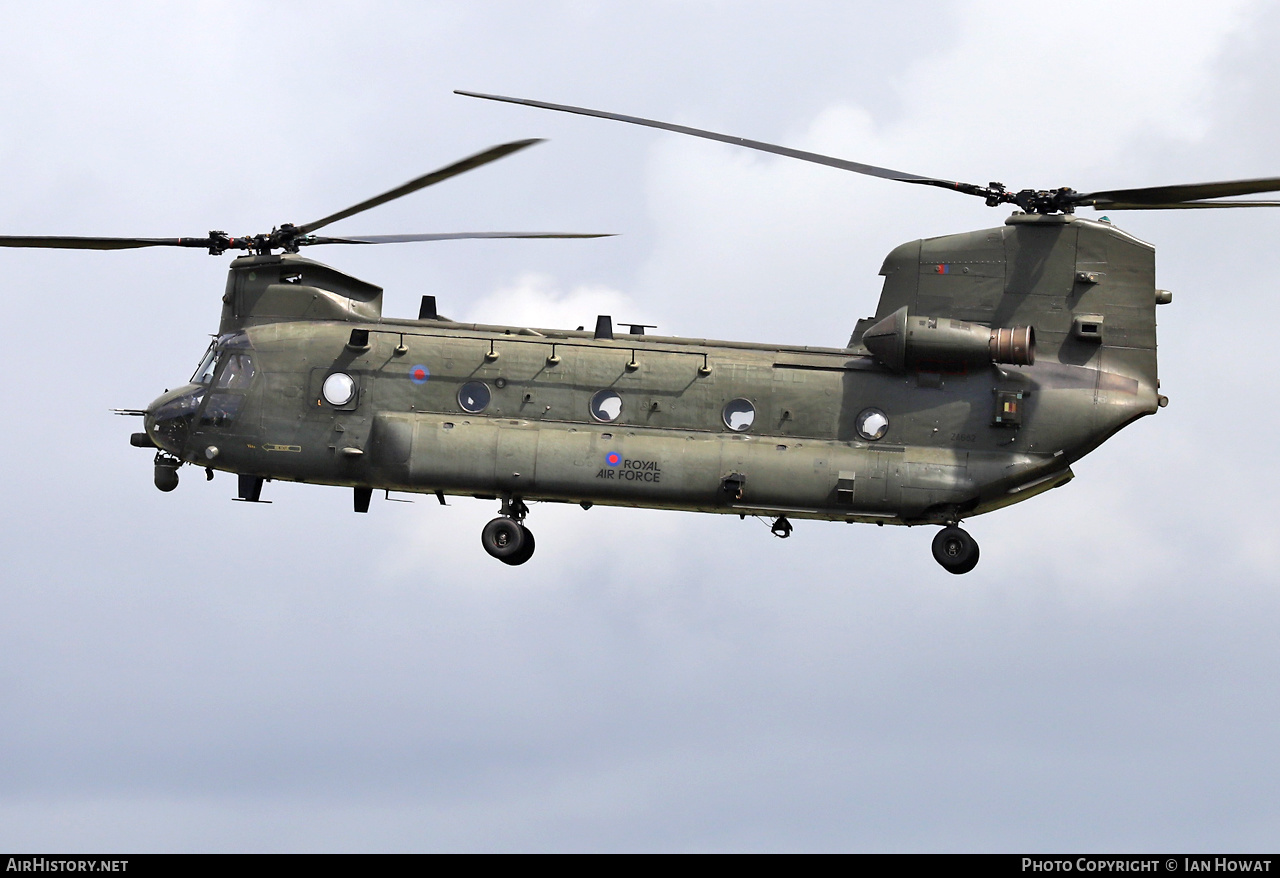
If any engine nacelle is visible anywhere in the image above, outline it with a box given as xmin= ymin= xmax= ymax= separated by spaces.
xmin=861 ymin=306 xmax=1034 ymax=373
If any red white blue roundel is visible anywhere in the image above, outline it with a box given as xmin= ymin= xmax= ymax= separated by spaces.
xmin=409 ymin=364 xmax=430 ymax=384
xmin=605 ymin=452 xmax=621 ymax=467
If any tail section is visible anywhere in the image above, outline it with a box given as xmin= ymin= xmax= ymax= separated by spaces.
xmin=861 ymin=213 xmax=1162 ymax=394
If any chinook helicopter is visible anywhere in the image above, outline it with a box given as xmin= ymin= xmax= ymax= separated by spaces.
xmin=5 ymin=96 xmax=1279 ymax=573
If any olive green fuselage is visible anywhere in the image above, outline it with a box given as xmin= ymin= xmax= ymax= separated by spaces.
xmin=144 ymin=212 xmax=1163 ymax=527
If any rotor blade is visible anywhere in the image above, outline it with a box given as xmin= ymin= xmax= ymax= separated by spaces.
xmin=0 ymin=235 xmax=208 ymax=250
xmin=305 ymin=231 xmax=614 ymax=245
xmin=1077 ymin=177 xmax=1280 ymax=207
xmin=1088 ymin=200 xmax=1280 ymax=210
xmin=299 ymin=139 xmax=544 ymax=235
xmin=455 ymin=90 xmax=981 ymax=194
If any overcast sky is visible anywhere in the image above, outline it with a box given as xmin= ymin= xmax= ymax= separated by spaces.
xmin=1 ymin=0 xmax=1278 ymax=852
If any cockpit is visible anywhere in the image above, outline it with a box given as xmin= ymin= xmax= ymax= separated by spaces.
xmin=145 ymin=334 xmax=257 ymax=455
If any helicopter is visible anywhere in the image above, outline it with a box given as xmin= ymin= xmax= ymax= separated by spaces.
xmin=5 ymin=96 xmax=1279 ymax=573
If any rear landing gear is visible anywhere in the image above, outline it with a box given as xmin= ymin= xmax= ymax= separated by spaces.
xmin=932 ymin=525 xmax=979 ymax=574
xmin=481 ymin=497 xmax=536 ymax=566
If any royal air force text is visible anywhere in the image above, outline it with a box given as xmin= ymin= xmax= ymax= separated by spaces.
xmin=596 ymin=459 xmax=662 ymax=482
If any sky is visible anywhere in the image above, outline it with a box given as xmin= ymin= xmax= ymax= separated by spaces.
xmin=0 ymin=0 xmax=1278 ymax=852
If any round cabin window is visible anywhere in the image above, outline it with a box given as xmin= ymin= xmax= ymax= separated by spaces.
xmin=722 ymin=398 xmax=756 ymax=432
xmin=321 ymin=372 xmax=356 ymax=406
xmin=589 ymin=389 xmax=623 ymax=423
xmin=856 ymin=407 xmax=889 ymax=441
xmin=457 ymin=381 xmax=491 ymax=413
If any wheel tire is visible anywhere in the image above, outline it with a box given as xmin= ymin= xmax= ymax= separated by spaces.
xmin=932 ymin=526 xmax=979 ymax=574
xmin=501 ymin=525 xmax=536 ymax=566
xmin=954 ymin=542 xmax=979 ymax=575
xmin=481 ymin=517 xmax=526 ymax=561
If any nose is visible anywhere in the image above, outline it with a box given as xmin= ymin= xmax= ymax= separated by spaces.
xmin=143 ymin=386 xmax=205 ymax=456
xmin=141 ymin=405 xmax=167 ymax=452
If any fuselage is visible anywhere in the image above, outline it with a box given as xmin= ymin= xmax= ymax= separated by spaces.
xmin=143 ymin=211 xmax=1166 ymax=531
xmin=144 ymin=308 xmax=1156 ymax=526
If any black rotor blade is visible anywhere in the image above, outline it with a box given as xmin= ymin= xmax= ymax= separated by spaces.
xmin=1077 ymin=177 xmax=1280 ymax=208
xmin=299 ymin=139 xmax=543 ymax=235
xmin=1087 ymin=200 xmax=1280 ymax=211
xmin=456 ymin=90 xmax=986 ymax=196
xmin=305 ymin=231 xmax=614 ymax=245
xmin=0 ymin=235 xmax=209 ymax=250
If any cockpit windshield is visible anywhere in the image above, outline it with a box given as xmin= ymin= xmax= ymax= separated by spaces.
xmin=191 ymin=344 xmax=220 ymax=385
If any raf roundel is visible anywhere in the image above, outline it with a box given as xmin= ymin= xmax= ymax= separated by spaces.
xmin=605 ymin=452 xmax=621 ymax=467
xmin=409 ymin=364 xmax=430 ymax=385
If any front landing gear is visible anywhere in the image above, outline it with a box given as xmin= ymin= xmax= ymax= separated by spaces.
xmin=481 ymin=498 xmax=536 ymax=566
xmin=932 ymin=525 xmax=979 ymax=574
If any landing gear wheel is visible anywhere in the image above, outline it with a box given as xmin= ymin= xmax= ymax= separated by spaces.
xmin=481 ymin=517 xmax=526 ymax=561
xmin=501 ymin=525 xmax=536 ymax=566
xmin=932 ymin=526 xmax=979 ymax=574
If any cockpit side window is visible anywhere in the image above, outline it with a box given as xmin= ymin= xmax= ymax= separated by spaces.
xmin=200 ymin=393 xmax=246 ymax=427
xmin=197 ymin=351 xmax=257 ymax=428
xmin=215 ymin=352 xmax=256 ymax=390
xmin=191 ymin=345 xmax=220 ymax=385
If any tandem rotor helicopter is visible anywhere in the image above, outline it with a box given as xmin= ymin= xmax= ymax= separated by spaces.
xmin=6 ymin=91 xmax=1279 ymax=573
